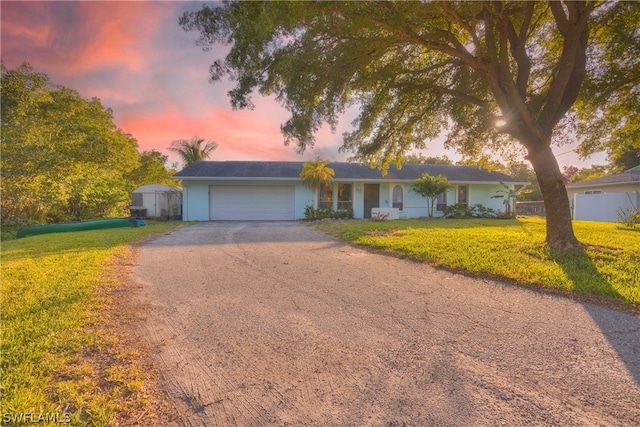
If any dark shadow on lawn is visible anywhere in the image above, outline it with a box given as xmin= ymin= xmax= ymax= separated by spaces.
xmin=551 ymin=247 xmax=640 ymax=385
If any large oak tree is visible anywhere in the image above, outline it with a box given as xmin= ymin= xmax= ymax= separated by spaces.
xmin=181 ymin=1 xmax=639 ymax=249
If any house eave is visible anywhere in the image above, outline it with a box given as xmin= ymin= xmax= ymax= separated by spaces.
xmin=172 ymin=176 xmax=300 ymax=182
xmin=566 ymin=180 xmax=640 ymax=189
xmin=173 ymin=176 xmax=529 ymax=186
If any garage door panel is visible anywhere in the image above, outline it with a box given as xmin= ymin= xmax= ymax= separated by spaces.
xmin=210 ymin=186 xmax=295 ymax=220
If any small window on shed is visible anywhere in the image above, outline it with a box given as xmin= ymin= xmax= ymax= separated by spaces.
xmin=392 ymin=185 xmax=403 ymax=211
xmin=132 ymin=193 xmax=143 ymax=206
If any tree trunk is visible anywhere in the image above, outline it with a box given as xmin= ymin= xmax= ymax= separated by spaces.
xmin=527 ymin=145 xmax=582 ymax=250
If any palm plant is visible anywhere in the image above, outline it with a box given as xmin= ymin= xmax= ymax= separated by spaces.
xmin=300 ymin=158 xmax=335 ymax=209
xmin=169 ymin=137 xmax=218 ymax=167
xmin=410 ymin=173 xmax=452 ymax=218
xmin=300 ymin=158 xmax=335 ymax=190
xmin=491 ymin=181 xmax=532 ymax=217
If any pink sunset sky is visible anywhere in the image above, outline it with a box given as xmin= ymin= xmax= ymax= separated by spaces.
xmin=1 ymin=1 xmax=605 ymax=169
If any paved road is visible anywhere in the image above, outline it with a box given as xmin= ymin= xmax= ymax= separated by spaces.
xmin=133 ymin=222 xmax=640 ymax=426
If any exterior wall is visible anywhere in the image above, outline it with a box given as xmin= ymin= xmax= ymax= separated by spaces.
xmin=574 ymin=191 xmax=638 ymax=222
xmin=133 ymin=191 xmax=181 ymax=217
xmin=180 ymin=179 xmax=523 ymax=221
xmin=390 ymin=183 xmax=430 ymax=218
xmin=468 ymin=184 xmax=510 ymax=213
xmin=567 ymin=184 xmax=640 ymax=207
xmin=354 ymin=182 xmax=365 ymax=218
xmin=132 ymin=184 xmax=182 ymax=218
xmin=380 ymin=183 xmax=509 ymax=218
xmin=183 ymin=181 xmax=211 ymax=221
xmin=295 ymin=185 xmax=316 ymax=218
xmin=567 ymin=183 xmax=640 ymax=221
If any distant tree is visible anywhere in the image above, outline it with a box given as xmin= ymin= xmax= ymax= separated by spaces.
xmin=608 ymin=145 xmax=640 ymax=173
xmin=169 ymin=137 xmax=218 ymax=167
xmin=181 ymin=1 xmax=640 ymax=249
xmin=410 ymin=174 xmax=453 ymax=218
xmin=300 ymin=158 xmax=334 ymax=190
xmin=1 ymin=63 xmax=139 ymax=224
xmin=562 ymin=165 xmax=609 ymax=183
xmin=128 ymin=150 xmax=177 ymax=187
xmin=404 ymin=153 xmax=453 ymax=165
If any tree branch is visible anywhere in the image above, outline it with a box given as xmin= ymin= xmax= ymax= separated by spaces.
xmin=540 ymin=1 xmax=593 ymax=130
xmin=394 ymin=81 xmax=487 ymax=107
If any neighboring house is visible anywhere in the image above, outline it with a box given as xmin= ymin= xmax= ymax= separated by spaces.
xmin=172 ymin=161 xmax=527 ymax=221
xmin=566 ymin=165 xmax=640 ymax=222
xmin=131 ymin=184 xmax=183 ymax=218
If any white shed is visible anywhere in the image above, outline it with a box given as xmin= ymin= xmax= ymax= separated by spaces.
xmin=131 ymin=184 xmax=182 ymax=218
xmin=567 ymin=166 xmax=640 ymax=222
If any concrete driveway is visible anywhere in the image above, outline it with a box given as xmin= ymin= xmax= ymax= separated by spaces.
xmin=133 ymin=222 xmax=640 ymax=426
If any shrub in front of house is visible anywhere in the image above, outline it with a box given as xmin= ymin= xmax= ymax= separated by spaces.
xmin=304 ymin=205 xmax=354 ymax=221
xmin=471 ymin=204 xmax=497 ymax=218
xmin=443 ymin=203 xmax=496 ymax=219
xmin=371 ymin=211 xmax=390 ymax=222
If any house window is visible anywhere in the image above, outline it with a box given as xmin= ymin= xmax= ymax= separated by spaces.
xmin=318 ymin=183 xmax=333 ymax=209
xmin=392 ymin=185 xmax=403 ymax=211
xmin=457 ymin=185 xmax=468 ymax=206
xmin=584 ymin=190 xmax=602 ymax=195
xmin=337 ymin=183 xmax=353 ymax=210
xmin=436 ymin=191 xmax=447 ymax=211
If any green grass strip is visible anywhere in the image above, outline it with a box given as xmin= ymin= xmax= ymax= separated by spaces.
xmin=1 ymin=222 xmax=182 ymax=425
xmin=312 ymin=217 xmax=640 ymax=307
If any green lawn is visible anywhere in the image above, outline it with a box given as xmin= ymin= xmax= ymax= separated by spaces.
xmin=1 ymin=222 xmax=183 ymax=426
xmin=311 ymin=217 xmax=640 ymax=308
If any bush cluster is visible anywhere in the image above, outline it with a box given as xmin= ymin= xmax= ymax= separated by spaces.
xmin=442 ymin=203 xmax=496 ymax=219
xmin=304 ymin=205 xmax=353 ymax=221
xmin=370 ymin=211 xmax=390 ymax=222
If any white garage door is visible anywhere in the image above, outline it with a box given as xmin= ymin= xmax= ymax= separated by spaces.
xmin=210 ymin=186 xmax=295 ymax=220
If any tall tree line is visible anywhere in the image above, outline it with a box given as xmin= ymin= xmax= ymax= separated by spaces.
xmin=1 ymin=63 xmax=174 ymax=227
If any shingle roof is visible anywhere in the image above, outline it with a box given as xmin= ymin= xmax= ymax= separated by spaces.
xmin=566 ymin=167 xmax=640 ymax=188
xmin=173 ymin=161 xmax=526 ymax=183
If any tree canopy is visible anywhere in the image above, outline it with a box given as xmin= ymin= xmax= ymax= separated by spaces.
xmin=1 ymin=63 xmax=175 ymax=228
xmin=1 ymin=63 xmax=141 ymax=224
xmin=181 ymin=1 xmax=639 ymax=249
xmin=128 ymin=150 xmax=178 ymax=187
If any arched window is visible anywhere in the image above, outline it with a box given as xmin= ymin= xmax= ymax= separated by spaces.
xmin=392 ymin=185 xmax=403 ymax=211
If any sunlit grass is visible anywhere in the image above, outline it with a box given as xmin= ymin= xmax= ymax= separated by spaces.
xmin=1 ymin=222 xmax=183 ymax=425
xmin=311 ymin=217 xmax=640 ymax=307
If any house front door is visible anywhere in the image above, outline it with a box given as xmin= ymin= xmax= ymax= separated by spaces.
xmin=363 ymin=184 xmax=380 ymax=218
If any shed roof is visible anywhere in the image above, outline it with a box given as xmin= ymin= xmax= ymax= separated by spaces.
xmin=173 ymin=161 xmax=526 ymax=184
xmin=133 ymin=184 xmax=182 ymax=193
xmin=566 ymin=166 xmax=640 ymax=189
